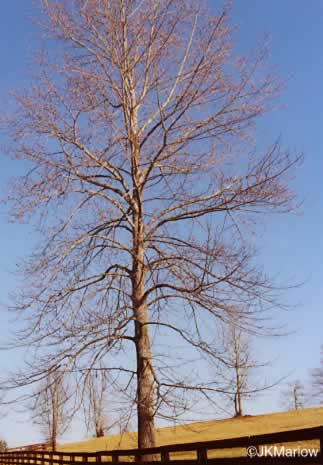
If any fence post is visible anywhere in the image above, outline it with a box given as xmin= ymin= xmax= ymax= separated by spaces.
xmin=197 ymin=447 xmax=207 ymax=464
xmin=48 ymin=450 xmax=53 ymax=465
xmin=160 ymin=449 xmax=170 ymax=463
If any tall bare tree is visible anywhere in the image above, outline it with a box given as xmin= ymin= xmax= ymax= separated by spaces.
xmin=2 ymin=0 xmax=299 ymax=452
xmin=32 ymin=373 xmax=70 ymax=451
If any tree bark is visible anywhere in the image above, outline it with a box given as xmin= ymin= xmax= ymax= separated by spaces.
xmin=51 ymin=394 xmax=57 ymax=451
xmin=51 ymin=417 xmax=57 ymax=451
xmin=235 ymin=356 xmax=243 ymax=417
xmin=133 ymin=215 xmax=156 ymax=454
xmin=135 ymin=313 xmax=156 ymax=453
xmin=131 ymin=139 xmax=156 ymax=452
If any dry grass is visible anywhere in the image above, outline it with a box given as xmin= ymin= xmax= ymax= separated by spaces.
xmin=58 ymin=407 xmax=323 ymax=454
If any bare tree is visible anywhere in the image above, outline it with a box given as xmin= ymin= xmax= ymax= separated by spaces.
xmin=311 ymin=345 xmax=323 ymax=405
xmin=219 ymin=322 xmax=250 ymax=417
xmin=215 ymin=319 xmax=276 ymax=417
xmin=84 ymin=366 xmax=134 ymax=438
xmin=2 ymin=0 xmax=299 ymax=452
xmin=0 ymin=439 xmax=7 ymax=452
xmin=280 ymin=380 xmax=306 ymax=411
xmin=84 ymin=367 xmax=108 ymax=438
xmin=31 ymin=373 xmax=70 ymax=451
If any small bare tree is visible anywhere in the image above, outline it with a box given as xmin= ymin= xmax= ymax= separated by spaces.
xmin=0 ymin=439 xmax=7 ymax=452
xmin=311 ymin=345 xmax=323 ymax=405
xmin=2 ymin=0 xmax=300 ymax=452
xmin=32 ymin=372 xmax=70 ymax=451
xmin=280 ymin=380 xmax=306 ymax=411
xmin=216 ymin=319 xmax=275 ymax=417
xmin=84 ymin=368 xmax=108 ymax=438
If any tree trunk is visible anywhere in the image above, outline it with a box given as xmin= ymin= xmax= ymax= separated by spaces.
xmin=132 ymin=211 xmax=156 ymax=456
xmin=236 ymin=389 xmax=242 ymax=416
xmin=51 ymin=386 xmax=58 ymax=451
xmin=235 ymin=362 xmax=243 ymax=417
xmin=294 ymin=386 xmax=299 ymax=410
xmin=133 ymin=232 xmax=156 ymax=454
xmin=95 ymin=423 xmax=104 ymax=438
xmin=135 ymin=314 xmax=156 ymax=454
xmin=51 ymin=422 xmax=57 ymax=451
xmin=128 ymin=60 xmax=156 ymax=451
xmin=125 ymin=27 xmax=156 ymax=447
xmin=52 ymin=408 xmax=57 ymax=451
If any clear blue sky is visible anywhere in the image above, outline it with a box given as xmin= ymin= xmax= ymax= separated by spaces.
xmin=0 ymin=0 xmax=322 ymax=447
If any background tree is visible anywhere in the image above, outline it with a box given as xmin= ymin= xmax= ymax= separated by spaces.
xmin=2 ymin=0 xmax=299 ymax=451
xmin=0 ymin=439 xmax=7 ymax=452
xmin=280 ymin=380 xmax=306 ymax=411
xmin=215 ymin=319 xmax=276 ymax=417
xmin=31 ymin=372 xmax=70 ymax=451
xmin=311 ymin=345 xmax=323 ymax=405
xmin=84 ymin=367 xmax=109 ymax=438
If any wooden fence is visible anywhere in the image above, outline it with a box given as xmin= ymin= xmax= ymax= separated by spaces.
xmin=0 ymin=425 xmax=323 ymax=465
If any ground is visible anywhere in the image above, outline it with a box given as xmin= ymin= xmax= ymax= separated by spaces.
xmin=58 ymin=407 xmax=323 ymax=454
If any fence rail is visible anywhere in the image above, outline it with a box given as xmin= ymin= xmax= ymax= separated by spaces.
xmin=0 ymin=425 xmax=322 ymax=464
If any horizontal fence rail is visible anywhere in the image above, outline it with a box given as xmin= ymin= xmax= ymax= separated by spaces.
xmin=0 ymin=425 xmax=322 ymax=464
